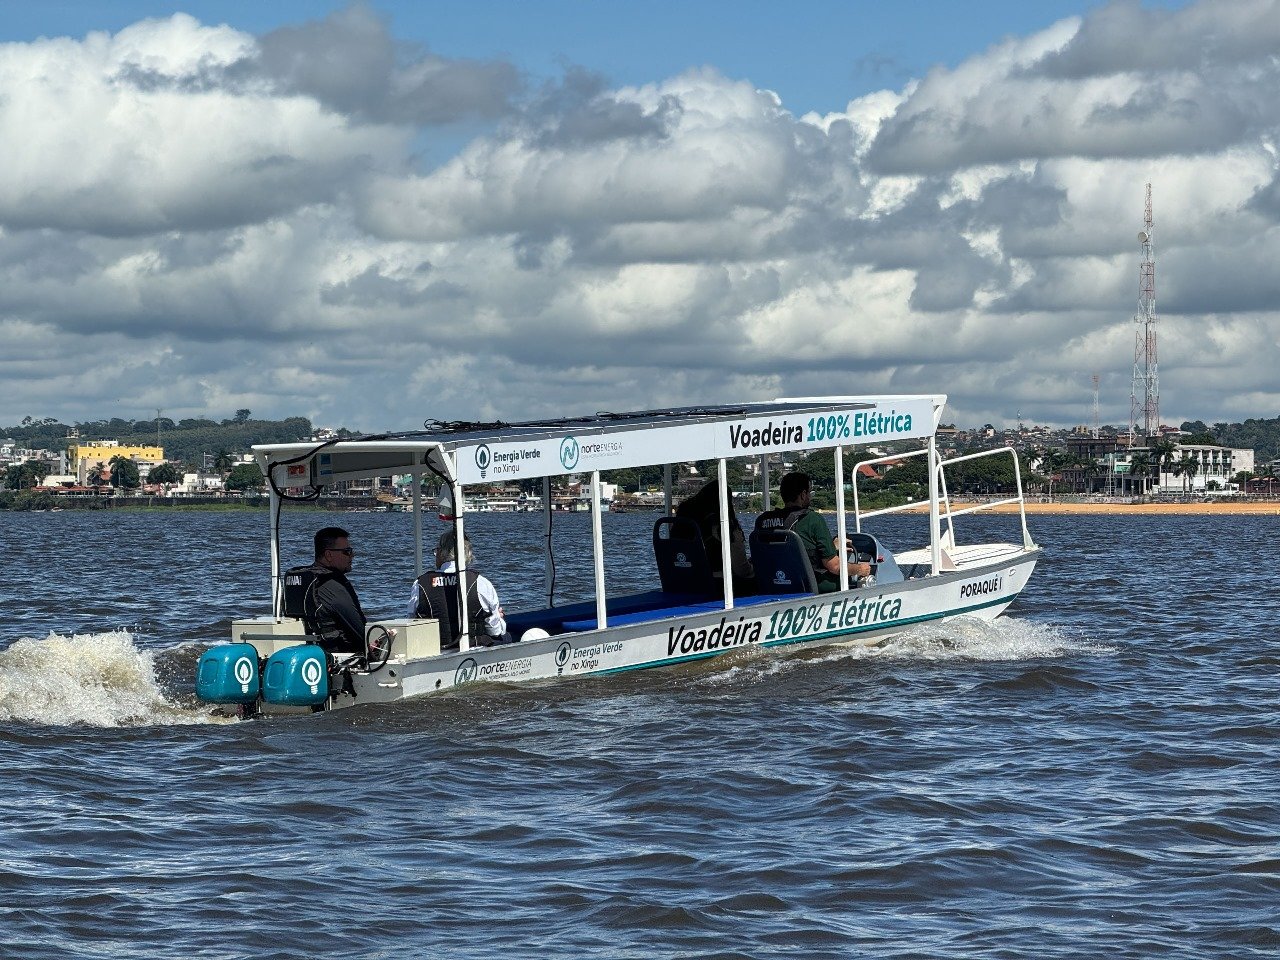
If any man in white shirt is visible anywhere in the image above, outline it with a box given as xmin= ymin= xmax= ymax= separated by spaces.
xmin=408 ymin=529 xmax=513 ymax=648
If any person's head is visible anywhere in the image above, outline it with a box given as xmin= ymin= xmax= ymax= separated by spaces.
xmin=314 ymin=526 xmax=354 ymax=572
xmin=678 ymin=478 xmax=741 ymax=531
xmin=436 ymin=528 xmax=475 ymax=567
xmin=779 ymin=472 xmax=811 ymax=506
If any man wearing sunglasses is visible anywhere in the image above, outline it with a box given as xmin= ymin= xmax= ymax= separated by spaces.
xmin=297 ymin=526 xmax=367 ymax=654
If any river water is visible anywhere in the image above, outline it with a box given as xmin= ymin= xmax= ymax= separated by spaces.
xmin=1 ymin=509 xmax=1277 ymax=958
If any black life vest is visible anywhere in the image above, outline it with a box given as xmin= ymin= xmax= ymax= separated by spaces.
xmin=413 ymin=568 xmax=492 ymax=648
xmin=282 ymin=563 xmax=365 ymax=652
xmin=754 ymin=506 xmax=809 ymax=533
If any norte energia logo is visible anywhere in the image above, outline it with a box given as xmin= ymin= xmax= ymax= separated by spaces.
xmin=474 ymin=444 xmax=491 ymax=478
xmin=559 ymin=436 xmax=580 ymax=470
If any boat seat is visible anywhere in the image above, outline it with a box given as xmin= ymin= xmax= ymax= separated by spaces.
xmin=848 ymin=532 xmax=903 ymax=585
xmin=748 ymin=529 xmax=819 ymax=595
xmin=652 ymin=516 xmax=717 ymax=596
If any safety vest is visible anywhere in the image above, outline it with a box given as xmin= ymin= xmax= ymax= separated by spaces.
xmin=282 ymin=563 xmax=365 ymax=652
xmin=413 ymin=568 xmax=492 ymax=648
xmin=753 ymin=506 xmax=809 ymax=533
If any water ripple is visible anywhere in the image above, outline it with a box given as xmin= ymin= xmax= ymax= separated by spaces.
xmin=1 ymin=512 xmax=1279 ymax=958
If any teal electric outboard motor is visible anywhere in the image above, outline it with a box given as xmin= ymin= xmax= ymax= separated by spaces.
xmin=262 ymin=645 xmax=330 ymax=707
xmin=196 ymin=643 xmax=262 ymax=705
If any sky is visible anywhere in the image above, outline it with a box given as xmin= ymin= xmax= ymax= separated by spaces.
xmin=3 ymin=0 xmax=1277 ymax=433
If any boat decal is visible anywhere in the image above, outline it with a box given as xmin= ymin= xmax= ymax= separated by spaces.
xmin=959 ymin=575 xmax=1004 ymax=598
xmin=667 ymin=615 xmax=763 ymax=656
xmin=593 ymin=592 xmax=1017 ymax=675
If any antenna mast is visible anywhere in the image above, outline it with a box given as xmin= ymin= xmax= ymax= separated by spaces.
xmin=1091 ymin=373 xmax=1100 ymax=439
xmin=1129 ymin=184 xmax=1159 ymax=444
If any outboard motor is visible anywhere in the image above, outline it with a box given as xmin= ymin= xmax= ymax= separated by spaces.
xmin=196 ymin=643 xmax=262 ymax=705
xmin=262 ymin=645 xmax=330 ymax=707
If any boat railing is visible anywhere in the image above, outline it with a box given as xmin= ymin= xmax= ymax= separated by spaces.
xmin=851 ymin=445 xmax=1034 ymax=550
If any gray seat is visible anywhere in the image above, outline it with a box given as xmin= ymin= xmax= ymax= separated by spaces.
xmin=748 ymin=528 xmax=818 ymax=595
xmin=847 ymin=532 xmax=903 ymax=584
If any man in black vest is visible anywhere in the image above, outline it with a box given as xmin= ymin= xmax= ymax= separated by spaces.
xmin=408 ymin=529 xmax=514 ymax=648
xmin=287 ymin=526 xmax=367 ymax=653
xmin=755 ymin=472 xmax=871 ymax=593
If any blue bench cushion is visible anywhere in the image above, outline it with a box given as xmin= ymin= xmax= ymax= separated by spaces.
xmin=558 ymin=592 xmax=799 ymax=632
xmin=506 ymin=590 xmax=710 ymax=637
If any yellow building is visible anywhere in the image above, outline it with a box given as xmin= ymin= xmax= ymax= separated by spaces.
xmin=69 ymin=440 xmax=165 ymax=484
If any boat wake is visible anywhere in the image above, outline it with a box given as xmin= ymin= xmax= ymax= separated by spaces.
xmin=0 ymin=630 xmax=227 ymax=728
xmin=699 ymin=617 xmax=1107 ymax=688
xmin=867 ymin=616 xmax=1110 ymax=662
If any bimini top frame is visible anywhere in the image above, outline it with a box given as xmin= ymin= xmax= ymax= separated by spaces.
xmin=252 ymin=395 xmax=947 ymax=650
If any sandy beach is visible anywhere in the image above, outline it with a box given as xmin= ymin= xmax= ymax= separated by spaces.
xmin=941 ymin=500 xmax=1280 ymax=516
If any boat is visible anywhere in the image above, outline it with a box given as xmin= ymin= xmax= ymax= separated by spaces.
xmin=195 ymin=396 xmax=1041 ymax=716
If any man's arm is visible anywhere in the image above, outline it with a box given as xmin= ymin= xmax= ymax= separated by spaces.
xmin=822 ymin=553 xmax=872 ymax=579
xmin=476 ymin=577 xmax=507 ymax=636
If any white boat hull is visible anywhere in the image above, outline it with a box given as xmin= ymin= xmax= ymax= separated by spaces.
xmin=303 ymin=545 xmax=1039 ymax=712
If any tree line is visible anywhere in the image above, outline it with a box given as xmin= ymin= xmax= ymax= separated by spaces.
xmin=3 ymin=412 xmax=318 ymax=467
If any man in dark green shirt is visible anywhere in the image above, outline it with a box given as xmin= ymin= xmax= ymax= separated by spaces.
xmin=754 ymin=472 xmax=871 ymax=593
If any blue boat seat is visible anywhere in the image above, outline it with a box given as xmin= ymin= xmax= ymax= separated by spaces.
xmin=749 ymin=528 xmax=819 ymax=595
xmin=558 ymin=592 xmax=801 ymax=633
xmin=506 ymin=590 xmax=709 ymax=639
xmin=652 ymin=516 xmax=716 ymax=596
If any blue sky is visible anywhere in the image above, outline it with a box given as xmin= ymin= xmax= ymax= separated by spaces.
xmin=4 ymin=0 xmax=1276 ymax=434
xmin=3 ymin=1 xmax=1168 ymax=114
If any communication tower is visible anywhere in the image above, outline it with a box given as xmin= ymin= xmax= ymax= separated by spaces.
xmin=1128 ymin=184 xmax=1159 ymax=444
xmin=1091 ymin=373 xmax=1100 ymax=439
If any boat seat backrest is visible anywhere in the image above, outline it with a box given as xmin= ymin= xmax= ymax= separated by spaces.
xmin=748 ymin=528 xmax=818 ymax=595
xmin=652 ymin=516 xmax=716 ymax=595
xmin=847 ymin=532 xmax=904 ymax=585
xmin=280 ymin=566 xmax=323 ymax=636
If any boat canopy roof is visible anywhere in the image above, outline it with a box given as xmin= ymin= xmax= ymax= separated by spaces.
xmin=254 ymin=394 xmax=945 ymax=488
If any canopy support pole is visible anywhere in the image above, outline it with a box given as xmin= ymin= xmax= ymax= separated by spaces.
xmin=591 ymin=470 xmax=607 ymax=629
xmin=268 ymin=487 xmax=281 ymax=618
xmin=411 ymin=462 xmax=423 ymax=579
xmin=835 ymin=445 xmax=848 ymax=591
xmin=453 ymin=478 xmax=469 ymax=651
xmin=717 ymin=459 xmax=733 ymax=610
xmin=543 ymin=476 xmax=554 ymax=608
xmin=928 ymin=436 xmax=942 ymax=576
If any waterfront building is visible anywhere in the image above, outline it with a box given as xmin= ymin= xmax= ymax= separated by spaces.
xmin=68 ymin=440 xmax=164 ymax=485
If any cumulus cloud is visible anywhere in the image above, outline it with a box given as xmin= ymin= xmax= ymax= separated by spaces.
xmin=0 ymin=14 xmax=404 ymax=236
xmin=2 ymin=0 xmax=1280 ymax=435
xmin=255 ymin=4 xmax=519 ymax=125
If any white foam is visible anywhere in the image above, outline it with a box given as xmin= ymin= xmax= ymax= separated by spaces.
xmin=696 ymin=616 xmax=1108 ymax=684
xmin=864 ymin=615 xmax=1107 ymax=662
xmin=0 ymin=630 xmax=228 ymax=727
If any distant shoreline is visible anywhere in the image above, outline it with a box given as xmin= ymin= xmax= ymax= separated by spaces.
xmin=905 ymin=500 xmax=1280 ymax=516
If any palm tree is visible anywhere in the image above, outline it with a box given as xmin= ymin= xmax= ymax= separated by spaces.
xmin=1150 ymin=438 xmax=1177 ymax=494
xmin=1182 ymin=455 xmax=1200 ymax=496
xmin=1080 ymin=457 xmax=1101 ymax=495
xmin=1038 ymin=448 xmax=1068 ymax=500
xmin=213 ymin=450 xmax=234 ymax=472
xmin=1128 ymin=453 xmax=1151 ymax=497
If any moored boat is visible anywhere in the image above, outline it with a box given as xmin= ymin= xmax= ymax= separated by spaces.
xmin=195 ymin=396 xmax=1041 ymax=716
